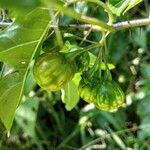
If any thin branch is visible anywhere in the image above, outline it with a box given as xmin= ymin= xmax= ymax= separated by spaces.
xmin=112 ymin=18 xmax=150 ymax=30
xmin=49 ymin=9 xmax=64 ymax=48
xmin=52 ymin=18 xmax=150 ymax=31
xmin=64 ymin=33 xmax=98 ymax=44
xmin=52 ymin=24 xmax=102 ymax=31
xmin=79 ymin=27 xmax=93 ymax=45
xmin=44 ymin=0 xmax=113 ymax=31
xmin=1 ymin=18 xmax=150 ymax=31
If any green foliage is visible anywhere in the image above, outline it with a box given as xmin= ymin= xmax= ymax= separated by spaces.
xmin=108 ymin=0 xmax=142 ymax=16
xmin=0 ymin=8 xmax=50 ymax=131
xmin=0 ymin=0 xmax=149 ymax=149
xmin=33 ymin=52 xmax=76 ymax=91
xmin=79 ymin=77 xmax=124 ymax=112
xmin=61 ymin=73 xmax=81 ymax=111
xmin=0 ymin=0 xmax=41 ymax=9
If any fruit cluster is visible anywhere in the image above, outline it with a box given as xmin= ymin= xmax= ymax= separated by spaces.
xmin=33 ymin=45 xmax=124 ymax=111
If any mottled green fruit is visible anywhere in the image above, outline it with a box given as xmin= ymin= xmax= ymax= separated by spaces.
xmin=33 ymin=52 xmax=76 ymax=91
xmin=94 ymin=80 xmax=124 ymax=111
xmin=79 ymin=78 xmax=124 ymax=112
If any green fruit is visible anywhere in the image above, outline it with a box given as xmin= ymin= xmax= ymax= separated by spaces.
xmin=78 ymin=77 xmax=97 ymax=103
xmin=33 ymin=52 xmax=76 ymax=91
xmin=79 ymin=78 xmax=124 ymax=112
xmin=94 ymin=80 xmax=124 ymax=111
xmin=78 ymin=80 xmax=93 ymax=103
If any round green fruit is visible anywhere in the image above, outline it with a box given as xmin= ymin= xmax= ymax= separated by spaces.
xmin=33 ymin=52 xmax=76 ymax=91
xmin=93 ymin=80 xmax=124 ymax=111
xmin=78 ymin=77 xmax=97 ymax=104
xmin=79 ymin=78 xmax=124 ymax=112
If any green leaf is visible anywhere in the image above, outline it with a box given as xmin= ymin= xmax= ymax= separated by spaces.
xmin=108 ymin=0 xmax=142 ymax=16
xmin=108 ymin=0 xmax=121 ymax=6
xmin=61 ymin=73 xmax=81 ymax=111
xmin=61 ymin=41 xmax=82 ymax=53
xmin=24 ymin=70 xmax=36 ymax=95
xmin=100 ymin=62 xmax=115 ymax=70
xmin=123 ymin=0 xmax=142 ymax=14
xmin=89 ymin=53 xmax=115 ymax=70
xmin=0 ymin=8 xmax=50 ymax=131
xmin=108 ymin=0 xmax=130 ymax=16
xmin=109 ymin=129 xmax=127 ymax=149
xmin=0 ymin=0 xmax=41 ymax=9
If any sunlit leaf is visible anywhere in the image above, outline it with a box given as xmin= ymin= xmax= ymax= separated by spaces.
xmin=0 ymin=8 xmax=50 ymax=131
xmin=61 ymin=41 xmax=82 ymax=53
xmin=107 ymin=0 xmax=130 ymax=16
xmin=108 ymin=0 xmax=142 ymax=16
xmin=61 ymin=73 xmax=81 ymax=111
xmin=89 ymin=53 xmax=115 ymax=70
xmin=123 ymin=0 xmax=142 ymax=14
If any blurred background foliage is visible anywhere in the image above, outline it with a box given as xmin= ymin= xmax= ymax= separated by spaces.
xmin=0 ymin=0 xmax=150 ymax=150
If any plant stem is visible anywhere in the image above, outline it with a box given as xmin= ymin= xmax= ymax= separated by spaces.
xmin=49 ymin=10 xmax=64 ymax=49
xmin=98 ymin=32 xmax=109 ymax=79
xmin=43 ymin=0 xmax=113 ymax=31
xmin=66 ymin=0 xmax=114 ymax=23
xmin=102 ymin=32 xmax=108 ymax=69
xmin=66 ymin=43 xmax=100 ymax=61
xmin=52 ymin=24 xmax=102 ymax=31
xmin=112 ymin=18 xmax=150 ymax=30
xmin=64 ymin=33 xmax=98 ymax=44
xmin=1 ymin=18 xmax=150 ymax=31
xmin=103 ymin=32 xmax=112 ymax=80
xmin=98 ymin=47 xmax=102 ymax=79
xmin=80 ymin=0 xmax=114 ymax=23
xmin=88 ymin=46 xmax=102 ymax=79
